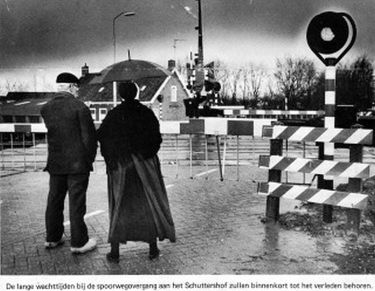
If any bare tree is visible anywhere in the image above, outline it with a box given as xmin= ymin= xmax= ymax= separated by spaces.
xmin=214 ymin=60 xmax=232 ymax=104
xmin=274 ymin=57 xmax=318 ymax=109
xmin=3 ymin=80 xmax=30 ymax=93
xmin=214 ymin=60 xmax=266 ymax=106
xmin=249 ymin=65 xmax=266 ymax=102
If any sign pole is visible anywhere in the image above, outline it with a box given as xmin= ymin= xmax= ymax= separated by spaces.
xmin=307 ymin=11 xmax=357 ymax=224
xmin=322 ymin=60 xmax=336 ymax=223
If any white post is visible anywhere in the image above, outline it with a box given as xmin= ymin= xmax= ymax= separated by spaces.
xmin=113 ymin=81 xmax=117 ymax=108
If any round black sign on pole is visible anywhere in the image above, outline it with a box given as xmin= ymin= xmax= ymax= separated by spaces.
xmin=306 ymin=11 xmax=356 ymax=66
xmin=306 ymin=11 xmax=357 ymax=225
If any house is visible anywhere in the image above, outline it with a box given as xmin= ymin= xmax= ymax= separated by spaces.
xmin=0 ymin=92 xmax=56 ymax=123
xmin=0 ymin=59 xmax=190 ymax=124
xmin=79 ymin=59 xmax=190 ymax=124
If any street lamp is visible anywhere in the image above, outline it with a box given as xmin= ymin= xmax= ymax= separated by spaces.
xmin=113 ymin=11 xmax=135 ymax=64
xmin=112 ymin=11 xmax=135 ymax=108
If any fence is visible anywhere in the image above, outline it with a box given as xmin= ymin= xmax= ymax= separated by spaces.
xmin=258 ymin=125 xmax=373 ymax=232
xmin=0 ymin=118 xmax=274 ymax=178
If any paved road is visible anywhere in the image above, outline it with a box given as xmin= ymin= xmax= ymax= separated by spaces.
xmin=1 ymin=162 xmax=351 ymax=275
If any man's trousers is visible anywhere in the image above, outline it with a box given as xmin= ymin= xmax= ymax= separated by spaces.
xmin=45 ymin=173 xmax=90 ymax=248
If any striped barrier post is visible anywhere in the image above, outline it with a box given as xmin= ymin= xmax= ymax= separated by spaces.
xmin=32 ymin=133 xmax=37 ymax=171
xmin=205 ymin=135 xmax=209 ymax=179
xmin=216 ymin=135 xmax=224 ymax=181
xmin=10 ymin=133 xmax=14 ymax=169
xmin=22 ymin=133 xmax=26 ymax=171
xmin=347 ymin=123 xmax=366 ymax=232
xmin=222 ymin=135 xmax=227 ymax=177
xmin=236 ymin=135 xmax=239 ymax=181
xmin=0 ymin=133 xmax=4 ymax=170
xmin=261 ymin=125 xmax=372 ymax=231
xmin=322 ymin=62 xmax=336 ymax=223
xmin=227 ymin=120 xmax=254 ymax=181
xmin=175 ymin=134 xmax=179 ymax=178
xmin=180 ymin=119 xmax=205 ymax=179
xmin=266 ymin=139 xmax=283 ymax=221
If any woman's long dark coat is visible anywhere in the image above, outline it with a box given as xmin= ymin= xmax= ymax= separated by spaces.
xmin=97 ymin=99 xmax=176 ymax=243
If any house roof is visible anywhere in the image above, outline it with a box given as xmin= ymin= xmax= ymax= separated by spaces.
xmin=79 ymin=75 xmax=167 ymax=102
xmin=78 ymin=60 xmax=180 ymax=103
xmin=0 ymin=60 xmax=191 ymax=119
xmin=0 ymin=96 xmax=52 ymax=116
xmin=5 ymin=92 xmax=56 ymax=102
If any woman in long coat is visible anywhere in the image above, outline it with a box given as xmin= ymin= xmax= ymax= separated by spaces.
xmin=97 ymin=81 xmax=176 ymax=262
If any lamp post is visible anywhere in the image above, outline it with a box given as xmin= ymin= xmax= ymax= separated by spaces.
xmin=112 ymin=11 xmax=135 ymax=107
xmin=113 ymin=11 xmax=135 ymax=64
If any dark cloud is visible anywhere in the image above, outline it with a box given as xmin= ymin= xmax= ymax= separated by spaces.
xmin=0 ymin=0 xmax=374 ymax=69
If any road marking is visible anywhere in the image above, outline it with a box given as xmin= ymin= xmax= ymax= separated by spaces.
xmin=194 ymin=168 xmax=218 ymax=177
xmin=63 ymin=210 xmax=105 ymax=226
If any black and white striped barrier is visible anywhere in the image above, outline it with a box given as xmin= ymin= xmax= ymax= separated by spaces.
xmin=161 ymin=118 xmax=272 ymax=137
xmin=259 ymin=155 xmax=370 ymax=179
xmin=262 ymin=125 xmax=373 ymax=145
xmin=0 ymin=123 xmax=47 ymax=133
xmin=258 ymin=182 xmax=368 ymax=210
xmin=223 ymin=109 xmax=324 ymax=118
xmin=0 ymin=118 xmax=271 ymax=137
xmin=260 ymin=124 xmax=373 ymax=232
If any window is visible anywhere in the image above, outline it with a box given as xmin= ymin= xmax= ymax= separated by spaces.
xmin=28 ymin=116 xmax=41 ymax=123
xmin=170 ymin=85 xmax=177 ymax=102
xmin=2 ymin=116 xmax=13 ymax=123
xmin=90 ymin=109 xmax=96 ymax=120
xmin=15 ymin=116 xmax=26 ymax=123
xmin=99 ymin=108 xmax=107 ymax=121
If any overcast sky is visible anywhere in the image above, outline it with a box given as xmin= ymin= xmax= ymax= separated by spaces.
xmin=0 ymin=0 xmax=374 ymax=91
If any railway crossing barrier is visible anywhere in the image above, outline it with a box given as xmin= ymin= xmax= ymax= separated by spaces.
xmin=258 ymin=125 xmax=373 ymax=232
xmin=161 ymin=118 xmax=256 ymax=180
xmin=1 ymin=118 xmax=266 ymax=179
xmin=223 ymin=109 xmax=324 ymax=119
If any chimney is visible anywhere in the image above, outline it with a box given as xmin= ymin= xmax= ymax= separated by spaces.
xmin=81 ymin=63 xmax=89 ymax=77
xmin=168 ymin=59 xmax=176 ymax=71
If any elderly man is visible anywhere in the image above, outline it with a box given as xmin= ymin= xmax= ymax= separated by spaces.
xmin=41 ymin=72 xmax=97 ymax=254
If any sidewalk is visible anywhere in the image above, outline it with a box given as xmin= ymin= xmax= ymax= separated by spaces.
xmin=0 ymin=163 xmax=350 ymax=274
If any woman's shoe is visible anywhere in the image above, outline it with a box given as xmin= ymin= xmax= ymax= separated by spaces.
xmin=106 ymin=252 xmax=120 ymax=263
xmin=148 ymin=248 xmax=160 ymax=260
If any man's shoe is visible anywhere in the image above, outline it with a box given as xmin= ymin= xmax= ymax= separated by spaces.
xmin=45 ymin=238 xmax=65 ymax=249
xmin=148 ymin=248 xmax=160 ymax=260
xmin=70 ymin=238 xmax=97 ymax=254
xmin=106 ymin=252 xmax=120 ymax=263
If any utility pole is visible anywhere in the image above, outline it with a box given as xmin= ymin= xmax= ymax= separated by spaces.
xmin=193 ymin=0 xmax=204 ymax=94
xmin=197 ymin=0 xmax=203 ymax=66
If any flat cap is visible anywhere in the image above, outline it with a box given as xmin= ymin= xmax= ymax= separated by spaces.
xmin=56 ymin=72 xmax=79 ymax=84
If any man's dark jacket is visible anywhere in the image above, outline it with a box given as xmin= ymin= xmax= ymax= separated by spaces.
xmin=41 ymin=92 xmax=97 ymax=174
xmin=97 ymin=99 xmax=162 ymax=170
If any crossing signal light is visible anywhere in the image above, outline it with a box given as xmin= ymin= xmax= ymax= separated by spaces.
xmin=203 ymin=65 xmax=221 ymax=92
